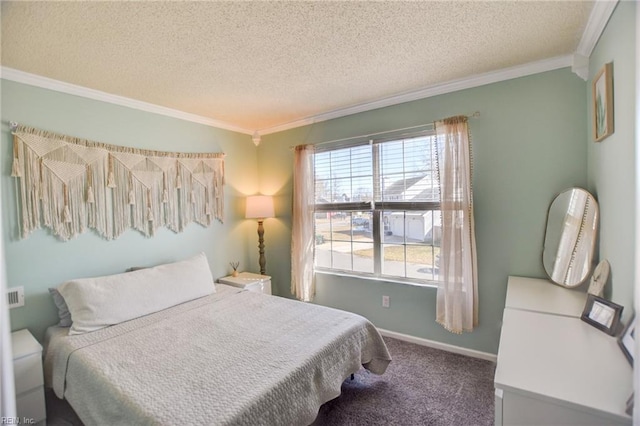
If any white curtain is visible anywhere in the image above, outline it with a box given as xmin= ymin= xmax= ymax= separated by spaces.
xmin=435 ymin=116 xmax=478 ymax=334
xmin=291 ymin=145 xmax=315 ymax=301
xmin=1 ymin=180 xmax=16 ymax=418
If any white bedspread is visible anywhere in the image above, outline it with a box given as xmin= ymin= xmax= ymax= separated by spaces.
xmin=44 ymin=285 xmax=391 ymax=426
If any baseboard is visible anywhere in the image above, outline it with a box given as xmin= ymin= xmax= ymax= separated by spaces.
xmin=377 ymin=328 xmax=497 ymax=363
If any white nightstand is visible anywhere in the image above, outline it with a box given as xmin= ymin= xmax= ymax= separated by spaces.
xmin=11 ymin=329 xmax=46 ymax=425
xmin=218 ymin=272 xmax=272 ymax=295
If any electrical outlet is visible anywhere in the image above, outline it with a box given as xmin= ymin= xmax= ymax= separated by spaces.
xmin=382 ymin=295 xmax=390 ymax=308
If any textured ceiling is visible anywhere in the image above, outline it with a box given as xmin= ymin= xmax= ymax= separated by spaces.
xmin=1 ymin=1 xmax=594 ymax=133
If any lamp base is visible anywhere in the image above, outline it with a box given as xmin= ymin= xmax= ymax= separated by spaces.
xmin=257 ymin=219 xmax=266 ymax=275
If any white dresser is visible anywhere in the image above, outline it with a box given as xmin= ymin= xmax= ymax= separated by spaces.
xmin=12 ymin=329 xmax=46 ymax=425
xmin=494 ymin=276 xmax=632 ymax=426
xmin=218 ymin=272 xmax=272 ymax=295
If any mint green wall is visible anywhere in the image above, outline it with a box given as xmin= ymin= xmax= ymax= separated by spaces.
xmin=1 ymin=80 xmax=260 ymax=342
xmin=258 ymin=68 xmax=587 ymax=354
xmin=587 ymin=1 xmax=636 ymax=319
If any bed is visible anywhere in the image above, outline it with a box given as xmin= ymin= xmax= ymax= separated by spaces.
xmin=43 ymin=254 xmax=391 ymax=426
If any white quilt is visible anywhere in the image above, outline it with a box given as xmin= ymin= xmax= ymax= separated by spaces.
xmin=44 ymin=285 xmax=391 ymax=426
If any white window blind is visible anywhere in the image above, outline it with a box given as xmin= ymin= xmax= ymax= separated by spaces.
xmin=313 ymin=132 xmax=442 ymax=284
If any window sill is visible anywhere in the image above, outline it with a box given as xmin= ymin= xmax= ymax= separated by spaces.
xmin=314 ymin=269 xmax=438 ymax=289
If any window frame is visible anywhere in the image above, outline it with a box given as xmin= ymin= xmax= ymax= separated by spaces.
xmin=313 ymin=130 xmax=440 ymax=286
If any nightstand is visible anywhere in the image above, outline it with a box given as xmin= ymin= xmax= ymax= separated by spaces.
xmin=218 ymin=272 xmax=272 ymax=295
xmin=12 ymin=329 xmax=46 ymax=425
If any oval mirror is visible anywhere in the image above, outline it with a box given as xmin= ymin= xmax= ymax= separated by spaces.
xmin=542 ymin=188 xmax=599 ymax=287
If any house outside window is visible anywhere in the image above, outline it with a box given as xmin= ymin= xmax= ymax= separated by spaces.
xmin=313 ymin=132 xmax=441 ymax=284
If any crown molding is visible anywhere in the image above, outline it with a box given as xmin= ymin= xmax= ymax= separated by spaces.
xmin=0 ymin=54 xmax=580 ymax=139
xmin=571 ymin=53 xmax=590 ymax=81
xmin=576 ymin=0 xmax=618 ymax=57
xmin=0 ymin=67 xmax=253 ymax=136
xmin=258 ymin=55 xmax=573 ymax=135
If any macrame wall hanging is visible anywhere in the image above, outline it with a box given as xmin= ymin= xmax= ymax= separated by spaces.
xmin=10 ymin=123 xmax=225 ymax=241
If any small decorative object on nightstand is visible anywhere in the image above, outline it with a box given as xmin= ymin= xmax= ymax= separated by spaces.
xmin=229 ymin=261 xmax=240 ymax=277
xmin=12 ymin=329 xmax=46 ymax=425
xmin=218 ymin=272 xmax=272 ymax=295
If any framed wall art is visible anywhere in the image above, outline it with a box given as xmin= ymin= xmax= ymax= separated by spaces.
xmin=592 ymin=62 xmax=614 ymax=142
xmin=618 ymin=314 xmax=635 ymax=365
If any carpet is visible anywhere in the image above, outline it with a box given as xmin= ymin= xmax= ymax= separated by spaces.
xmin=313 ymin=337 xmax=496 ymax=425
xmin=45 ymin=336 xmax=496 ymax=426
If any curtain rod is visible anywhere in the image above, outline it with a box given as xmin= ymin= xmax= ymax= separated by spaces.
xmin=291 ymin=111 xmax=480 ymax=149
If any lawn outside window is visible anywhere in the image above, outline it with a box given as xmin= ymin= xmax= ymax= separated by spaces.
xmin=313 ymin=131 xmax=441 ymax=285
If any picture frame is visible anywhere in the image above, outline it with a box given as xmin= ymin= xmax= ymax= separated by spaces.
xmin=618 ymin=314 xmax=635 ymax=365
xmin=592 ymin=62 xmax=614 ymax=142
xmin=580 ymin=294 xmax=623 ymax=336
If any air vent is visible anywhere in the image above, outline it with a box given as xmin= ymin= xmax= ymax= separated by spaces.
xmin=7 ymin=286 xmax=24 ymax=309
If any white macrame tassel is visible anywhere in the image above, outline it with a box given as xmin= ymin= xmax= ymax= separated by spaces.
xmin=11 ymin=137 xmax=22 ymax=177
xmin=86 ymin=165 xmax=95 ymax=204
xmin=147 ymin=188 xmax=154 ymax=222
xmin=11 ymin=158 xmax=21 ymax=177
xmin=107 ymin=155 xmax=116 ymax=188
xmin=63 ymin=184 xmax=72 ymax=223
xmin=205 ymin=189 xmax=211 ymax=216
xmin=87 ymin=186 xmax=95 ymax=204
xmin=190 ymin=190 xmax=196 ymax=204
xmin=127 ymin=171 xmax=136 ymax=205
xmin=161 ymin=172 xmax=169 ymax=204
xmin=63 ymin=205 xmax=72 ymax=223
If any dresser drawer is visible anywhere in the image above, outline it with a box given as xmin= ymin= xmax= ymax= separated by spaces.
xmin=16 ymin=385 xmax=46 ymax=424
xmin=500 ymin=388 xmax=629 ymax=426
xmin=245 ymin=280 xmax=272 ymax=295
xmin=14 ymin=353 xmax=44 ymax=395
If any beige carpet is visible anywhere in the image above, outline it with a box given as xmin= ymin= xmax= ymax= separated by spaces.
xmin=46 ymin=336 xmax=496 ymax=425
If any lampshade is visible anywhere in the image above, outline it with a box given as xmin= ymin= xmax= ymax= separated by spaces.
xmin=245 ymin=195 xmax=275 ymax=219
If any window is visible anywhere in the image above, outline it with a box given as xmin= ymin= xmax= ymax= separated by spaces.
xmin=313 ymin=132 xmax=441 ymax=284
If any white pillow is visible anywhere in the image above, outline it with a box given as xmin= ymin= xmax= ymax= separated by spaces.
xmin=58 ymin=252 xmax=215 ymax=335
